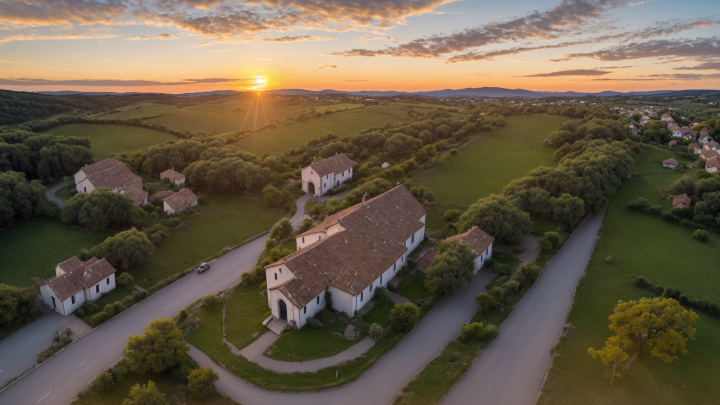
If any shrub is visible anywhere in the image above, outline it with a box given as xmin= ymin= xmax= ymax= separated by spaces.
xmin=75 ymin=308 xmax=85 ymax=317
xmin=123 ymin=381 xmax=168 ymax=405
xmin=490 ymin=287 xmax=505 ymax=304
xmin=320 ymin=309 xmax=333 ymax=324
xmin=390 ymin=302 xmax=420 ymax=332
xmin=627 ymin=197 xmax=651 ymax=212
xmin=201 ymin=294 xmax=219 ymax=309
xmin=459 ymin=322 xmax=484 ymax=343
xmin=116 ymin=273 xmax=134 ymax=289
xmin=537 ymin=231 xmax=560 ymax=252
xmin=654 ymin=284 xmax=665 ymax=296
xmin=325 ymin=288 xmax=333 ymax=310
xmin=374 ymin=286 xmax=390 ymax=303
xmin=474 ymin=292 xmax=496 ymax=314
xmin=306 ymin=317 xmax=322 ymax=329
xmin=492 ymin=263 xmax=512 ymax=277
xmin=516 ymin=263 xmax=541 ymax=285
xmin=443 ymin=209 xmax=461 ymax=223
xmin=693 ymin=229 xmax=709 ymax=241
xmin=104 ymin=304 xmax=116 ymax=316
xmin=271 ymin=220 xmax=293 ymax=240
xmin=504 ymin=280 xmax=519 ymax=297
xmin=482 ymin=324 xmax=499 ymax=341
xmin=634 ymin=276 xmax=650 ymax=288
xmin=678 ymin=294 xmax=690 ymax=305
xmin=449 ymin=148 xmax=459 ymax=155
xmin=264 ymin=238 xmax=278 ymax=250
xmin=663 ymin=286 xmax=682 ymax=299
xmin=187 ymin=366 xmax=220 ymax=398
xmin=369 ymin=323 xmax=384 ymax=340
xmin=334 ymin=311 xmax=349 ymax=323
xmin=175 ymin=309 xmax=188 ymax=323
xmin=113 ymin=301 xmax=124 ymax=313
xmin=93 ymin=369 xmax=115 ymax=392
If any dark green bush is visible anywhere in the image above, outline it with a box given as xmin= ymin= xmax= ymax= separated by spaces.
xmin=662 ymin=286 xmax=682 ymax=299
xmin=654 ymin=284 xmax=665 ymax=296
xmin=459 ymin=322 xmax=484 ymax=343
xmin=320 ymin=309 xmax=333 ymax=324
xmin=369 ymin=323 xmax=384 ymax=340
xmin=693 ymin=229 xmax=709 ymax=241
xmin=306 ymin=317 xmax=322 ymax=329
xmin=634 ymin=276 xmax=650 ymax=288
xmin=374 ymin=286 xmax=390 ymax=303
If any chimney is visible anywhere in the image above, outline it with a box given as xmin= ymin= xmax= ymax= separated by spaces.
xmin=362 ymin=192 xmax=368 ymax=207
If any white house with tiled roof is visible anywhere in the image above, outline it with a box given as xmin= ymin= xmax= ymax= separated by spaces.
xmin=160 ymin=168 xmax=186 ymax=185
xmin=265 ymin=185 xmax=426 ymax=328
xmin=74 ymin=158 xmax=142 ymax=196
xmin=39 ymin=257 xmax=117 ymax=316
xmin=163 ymin=188 xmax=198 ymax=215
xmin=301 ymin=153 xmax=355 ymax=197
xmin=445 ymin=226 xmax=494 ymax=273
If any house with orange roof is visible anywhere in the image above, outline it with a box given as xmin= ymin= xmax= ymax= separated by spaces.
xmin=39 ymin=257 xmax=118 ymax=316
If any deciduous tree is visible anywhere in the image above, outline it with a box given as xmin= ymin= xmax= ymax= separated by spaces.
xmin=124 ymin=318 xmax=189 ymax=374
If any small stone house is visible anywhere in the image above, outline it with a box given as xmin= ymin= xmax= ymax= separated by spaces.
xmin=265 ymin=185 xmax=426 ymax=328
xmin=672 ymin=194 xmax=692 ymax=209
xmin=74 ymin=158 xmax=142 ymax=195
xmin=700 ymin=149 xmax=717 ymax=160
xmin=121 ymin=187 xmax=148 ymax=206
xmin=668 ymin=140 xmax=678 ymax=148
xmin=706 ymin=156 xmax=720 ymax=173
xmin=689 ymin=142 xmax=702 ymax=154
xmin=445 ymin=226 xmax=494 ymax=273
xmin=163 ymin=189 xmax=199 ymax=214
xmin=160 ymin=169 xmax=186 ymax=185
xmin=39 ymin=257 xmax=117 ymax=316
xmin=661 ymin=113 xmax=673 ymax=122
xmin=662 ymin=157 xmax=679 ymax=168
xmin=301 ymin=153 xmax=355 ymax=197
xmin=705 ymin=140 xmax=720 ymax=151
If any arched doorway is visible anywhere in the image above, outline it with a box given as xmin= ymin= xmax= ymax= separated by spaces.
xmin=278 ymin=299 xmax=287 ymax=320
xmin=307 ymin=181 xmax=315 ymax=195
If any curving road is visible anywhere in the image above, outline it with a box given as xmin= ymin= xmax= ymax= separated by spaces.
xmin=441 ymin=210 xmax=605 ymax=405
xmin=45 ymin=181 xmax=68 ymax=208
xmin=0 ymin=196 xmax=309 ymax=405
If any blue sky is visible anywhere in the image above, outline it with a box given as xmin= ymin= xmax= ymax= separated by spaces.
xmin=0 ymin=0 xmax=718 ymax=92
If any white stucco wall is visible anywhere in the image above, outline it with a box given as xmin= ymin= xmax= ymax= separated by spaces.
xmin=85 ymin=274 xmax=116 ymax=302
xmin=296 ymin=231 xmax=327 ymax=250
xmin=301 ymin=166 xmax=353 ymax=197
xmin=472 ymin=243 xmax=493 ymax=273
xmin=265 ymin=264 xmax=295 ymax=289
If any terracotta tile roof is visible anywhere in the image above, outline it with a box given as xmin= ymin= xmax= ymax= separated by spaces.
xmin=672 ymin=193 xmax=691 ymax=209
xmin=668 ymin=140 xmax=677 ymax=146
xmin=77 ymin=158 xmax=123 ymax=177
xmin=663 ymin=157 xmax=678 ymax=166
xmin=42 ymin=257 xmax=117 ymax=302
xmin=661 ymin=113 xmax=672 ymax=118
xmin=706 ymin=140 xmax=720 ymax=150
xmin=57 ymin=257 xmax=83 ymax=274
xmin=164 ymin=188 xmax=198 ymax=211
xmin=689 ymin=142 xmax=701 ymax=150
xmin=700 ymin=150 xmax=717 ymax=160
xmin=123 ymin=187 xmax=148 ymax=204
xmin=84 ymin=160 xmax=142 ymax=191
xmin=305 ymin=153 xmax=356 ymax=177
xmin=160 ymin=169 xmax=185 ymax=181
xmin=150 ymin=190 xmax=176 ymax=202
xmin=706 ymin=156 xmax=720 ymax=170
xmin=416 ymin=248 xmax=437 ymax=273
xmin=446 ymin=226 xmax=495 ymax=256
xmin=268 ymin=185 xmax=426 ymax=308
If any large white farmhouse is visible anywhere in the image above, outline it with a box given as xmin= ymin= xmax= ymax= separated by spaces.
xmin=445 ymin=226 xmax=494 ymax=273
xmin=301 ymin=153 xmax=355 ymax=196
xmin=265 ymin=185 xmax=426 ymax=328
xmin=74 ymin=158 xmax=144 ymax=203
xmin=39 ymin=257 xmax=117 ymax=316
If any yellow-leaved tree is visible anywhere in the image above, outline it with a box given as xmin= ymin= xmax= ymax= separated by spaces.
xmin=588 ymin=335 xmax=629 ymax=384
xmin=592 ymin=297 xmax=697 ymax=377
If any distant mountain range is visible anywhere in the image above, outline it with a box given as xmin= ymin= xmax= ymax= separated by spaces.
xmin=269 ymin=87 xmax=720 ymax=98
xmin=33 ymin=87 xmax=719 ymax=99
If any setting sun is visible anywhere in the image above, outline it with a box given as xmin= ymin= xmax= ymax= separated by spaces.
xmin=255 ymin=76 xmax=265 ymax=86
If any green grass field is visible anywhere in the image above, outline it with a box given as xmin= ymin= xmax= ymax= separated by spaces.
xmin=224 ymin=285 xmax=271 ymax=350
xmin=412 ymin=114 xmax=565 ymax=230
xmin=264 ymin=322 xmax=363 ymax=362
xmin=537 ymin=148 xmax=720 ymax=405
xmin=133 ymin=193 xmax=284 ymax=288
xmin=0 ymin=219 xmax=115 ymax=287
xmin=318 ymin=103 xmax=364 ymax=112
xmin=46 ymin=124 xmax=178 ymax=159
xmin=232 ymin=107 xmax=408 ymax=156
xmin=100 ymin=103 xmax=181 ymax=119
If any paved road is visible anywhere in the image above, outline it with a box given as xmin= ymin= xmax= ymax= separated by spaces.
xmin=0 ymin=312 xmax=65 ymax=387
xmin=191 ymin=271 xmax=494 ymax=405
xmin=0 ymin=197 xmax=309 ymax=405
xmin=441 ymin=210 xmax=605 ymax=405
xmin=45 ymin=181 xmax=67 ymax=208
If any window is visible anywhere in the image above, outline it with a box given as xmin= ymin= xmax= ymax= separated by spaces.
xmin=394 ymin=263 xmax=396 ymax=271
xmin=304 ymin=306 xmax=307 ymax=314
xmin=96 ymin=284 xmax=100 ymax=293
xmin=317 ymin=296 xmax=320 ymax=305
xmin=302 ymin=237 xmax=305 ymax=243
xmin=324 ymin=183 xmax=326 ymax=187
xmin=318 ymin=236 xmax=321 ymax=241
xmin=370 ymin=283 xmax=373 ymax=292
xmin=485 ymin=247 xmax=489 ymax=255
xmin=71 ymin=295 xmax=76 ymax=305
xmin=327 ymin=174 xmax=329 ymax=179
xmin=361 ymin=292 xmax=364 ymax=301
xmin=412 ymin=235 xmax=415 ymax=244
xmin=83 ymin=187 xmax=86 ymax=193
xmin=51 ymin=296 xmax=55 ymax=308
xmin=106 ymin=277 xmax=110 ymax=285
xmin=402 ymin=256 xmax=404 ymax=262
xmin=380 ymin=275 xmax=383 ymax=284
xmin=274 ymin=273 xmax=277 ymax=280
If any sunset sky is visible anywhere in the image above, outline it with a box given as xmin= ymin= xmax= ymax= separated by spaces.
xmin=0 ymin=0 xmax=719 ymax=93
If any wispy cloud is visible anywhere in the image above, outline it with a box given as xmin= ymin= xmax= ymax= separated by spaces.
xmin=0 ymin=77 xmax=257 ymax=86
xmin=566 ymin=37 xmax=720 ymax=61
xmin=317 ymin=65 xmax=338 ymax=69
xmin=673 ymin=60 xmax=720 ymax=71
xmin=263 ymin=35 xmax=336 ymax=43
xmin=212 ymin=48 xmax=231 ymax=52
xmin=0 ymin=32 xmax=116 ymax=44
xmin=519 ymin=69 xmax=612 ymax=77
xmin=344 ymin=79 xmax=367 ymax=82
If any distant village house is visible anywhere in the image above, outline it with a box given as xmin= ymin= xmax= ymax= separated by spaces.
xmin=445 ymin=226 xmax=494 ymax=273
xmin=160 ymin=169 xmax=186 ymax=185
xmin=163 ymin=189 xmax=199 ymax=214
xmin=672 ymin=194 xmax=691 ymax=209
xmin=662 ymin=157 xmax=679 ymax=168
xmin=301 ymin=153 xmax=355 ymax=197
xmin=706 ymin=156 xmax=720 ymax=173
xmin=74 ymin=158 xmax=142 ymax=195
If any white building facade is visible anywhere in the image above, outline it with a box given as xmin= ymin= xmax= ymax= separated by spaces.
xmin=301 ymin=154 xmax=355 ymax=197
xmin=74 ymin=158 xmax=142 ymax=195
xmin=445 ymin=226 xmax=495 ymax=273
xmin=39 ymin=257 xmax=117 ymax=316
xmin=265 ymin=186 xmax=426 ymax=328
